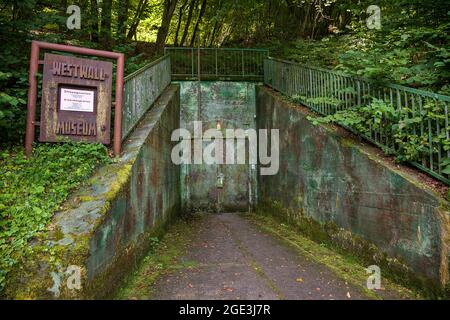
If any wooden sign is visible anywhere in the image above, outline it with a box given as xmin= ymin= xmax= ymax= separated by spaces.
xmin=39 ymin=53 xmax=113 ymax=144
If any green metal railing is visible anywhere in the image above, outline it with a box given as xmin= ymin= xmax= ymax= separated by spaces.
xmin=264 ymin=57 xmax=450 ymax=185
xmin=165 ymin=47 xmax=268 ymax=81
xmin=122 ymin=54 xmax=171 ymax=141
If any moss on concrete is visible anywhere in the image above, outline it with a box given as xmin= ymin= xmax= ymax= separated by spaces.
xmin=115 ymin=214 xmax=202 ymax=300
xmin=3 ymin=85 xmax=181 ymax=300
xmin=243 ymin=212 xmax=422 ymax=300
xmin=256 ymin=199 xmax=447 ymax=299
xmin=256 ymin=86 xmax=450 ymax=297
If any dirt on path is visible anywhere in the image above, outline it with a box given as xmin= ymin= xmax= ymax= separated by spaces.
xmin=149 ymin=213 xmax=367 ymax=300
xmin=118 ymin=213 xmax=417 ymax=300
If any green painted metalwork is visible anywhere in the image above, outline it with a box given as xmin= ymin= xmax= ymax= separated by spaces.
xmin=165 ymin=47 xmax=268 ymax=81
xmin=179 ymin=81 xmax=258 ymax=213
xmin=264 ymin=57 xmax=450 ymax=185
xmin=122 ymin=54 xmax=171 ymax=141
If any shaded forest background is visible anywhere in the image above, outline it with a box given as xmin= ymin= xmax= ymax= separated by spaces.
xmin=0 ymin=0 xmax=449 ymax=145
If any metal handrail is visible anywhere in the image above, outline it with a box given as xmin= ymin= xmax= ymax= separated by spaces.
xmin=122 ymin=55 xmax=171 ymax=141
xmin=264 ymin=56 xmax=450 ymax=185
xmin=165 ymin=47 xmax=269 ymax=81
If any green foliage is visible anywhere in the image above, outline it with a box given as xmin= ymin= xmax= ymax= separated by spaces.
xmin=0 ymin=57 xmax=29 ymax=146
xmin=0 ymin=143 xmax=110 ymax=291
xmin=267 ymin=2 xmax=449 ymax=94
xmin=272 ymin=36 xmax=345 ymax=68
xmin=271 ymin=22 xmax=449 ymax=95
xmin=335 ymin=23 xmax=450 ymax=94
xmin=308 ymin=98 xmax=449 ymax=169
xmin=0 ymin=0 xmax=159 ymax=146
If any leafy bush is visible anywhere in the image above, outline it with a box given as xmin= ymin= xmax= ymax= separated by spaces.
xmin=335 ymin=24 xmax=450 ymax=94
xmin=0 ymin=143 xmax=110 ymax=291
xmin=269 ymin=9 xmax=449 ymax=95
xmin=308 ymin=98 xmax=450 ymax=175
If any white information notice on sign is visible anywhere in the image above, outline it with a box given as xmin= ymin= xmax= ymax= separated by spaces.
xmin=60 ymin=88 xmax=95 ymax=112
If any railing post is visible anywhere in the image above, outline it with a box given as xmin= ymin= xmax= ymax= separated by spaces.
xmin=357 ymin=80 xmax=361 ymax=107
xmin=169 ymin=47 xmax=267 ymax=81
xmin=215 ymin=48 xmax=218 ymax=77
xmin=261 ymin=56 xmax=450 ymax=185
xmin=242 ymin=50 xmax=245 ymax=77
xmin=25 ymin=41 xmax=40 ymax=157
xmin=114 ymin=54 xmax=125 ymax=156
xmin=191 ymin=48 xmax=194 ymax=78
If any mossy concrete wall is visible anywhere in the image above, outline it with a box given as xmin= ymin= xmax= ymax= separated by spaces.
xmin=5 ymin=85 xmax=181 ymax=299
xmin=256 ymin=86 xmax=450 ymax=291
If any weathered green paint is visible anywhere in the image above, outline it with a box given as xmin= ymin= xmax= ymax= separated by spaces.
xmin=122 ymin=55 xmax=171 ymax=141
xmin=264 ymin=57 xmax=450 ymax=185
xmin=256 ymin=86 xmax=450 ymax=292
xmin=178 ymin=81 xmax=258 ymax=213
xmin=166 ymin=48 xmax=268 ymax=81
xmin=4 ymin=85 xmax=181 ymax=299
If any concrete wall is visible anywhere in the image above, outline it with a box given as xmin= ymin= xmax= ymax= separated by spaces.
xmin=5 ymin=85 xmax=181 ymax=299
xmin=256 ymin=86 xmax=450 ymax=291
xmin=179 ymin=81 xmax=258 ymax=213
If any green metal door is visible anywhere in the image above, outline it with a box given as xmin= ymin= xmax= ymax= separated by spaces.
xmin=182 ymin=136 xmax=256 ymax=213
xmin=179 ymin=81 xmax=258 ymax=213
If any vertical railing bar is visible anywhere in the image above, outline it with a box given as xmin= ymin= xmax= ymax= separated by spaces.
xmin=191 ymin=48 xmax=194 ymax=78
xmin=345 ymin=77 xmax=349 ymax=111
xmin=383 ymin=88 xmax=388 ymax=146
xmin=309 ymin=69 xmax=313 ymax=109
xmin=328 ymin=73 xmax=336 ymax=114
xmin=357 ymin=80 xmax=361 ymax=108
xmin=436 ymin=99 xmax=442 ymax=175
xmin=331 ymin=73 xmax=334 ymax=114
xmin=404 ymin=91 xmax=409 ymax=149
xmin=411 ymin=93 xmax=417 ymax=136
xmin=322 ymin=71 xmax=325 ymax=113
xmin=428 ymin=106 xmax=434 ymax=172
xmin=257 ymin=56 xmax=450 ymax=183
xmin=446 ymin=102 xmax=450 ymax=160
xmin=418 ymin=97 xmax=426 ymax=166
xmin=242 ymin=49 xmax=245 ymax=77
xmin=313 ymin=70 xmax=317 ymax=111
xmin=317 ymin=71 xmax=321 ymax=113
xmin=380 ymin=86 xmax=385 ymax=145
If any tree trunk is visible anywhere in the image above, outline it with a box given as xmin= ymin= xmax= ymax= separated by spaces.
xmin=209 ymin=19 xmax=219 ymax=47
xmin=301 ymin=2 xmax=313 ymax=37
xmin=59 ymin=0 xmax=68 ymax=31
xmin=100 ymin=0 xmax=112 ymax=48
xmin=189 ymin=0 xmax=207 ymax=47
xmin=90 ymin=0 xmax=99 ymax=42
xmin=180 ymin=0 xmax=197 ymax=46
xmin=174 ymin=0 xmax=189 ymax=46
xmin=117 ymin=0 xmax=130 ymax=42
xmin=127 ymin=0 xmax=149 ymax=41
xmin=155 ymin=0 xmax=179 ymax=54
xmin=208 ymin=0 xmax=222 ymax=47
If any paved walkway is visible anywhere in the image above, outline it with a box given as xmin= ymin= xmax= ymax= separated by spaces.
xmin=151 ymin=213 xmax=368 ymax=300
